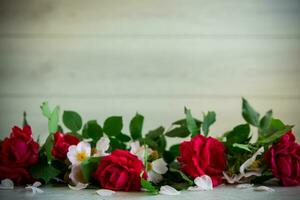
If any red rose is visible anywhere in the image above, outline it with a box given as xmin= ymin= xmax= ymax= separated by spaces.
xmin=178 ymin=134 xmax=227 ymax=187
xmin=51 ymin=132 xmax=80 ymax=160
xmin=0 ymin=166 xmax=33 ymax=185
xmin=264 ymin=131 xmax=300 ymax=186
xmin=93 ymin=150 xmax=147 ymax=191
xmin=0 ymin=125 xmax=39 ymax=167
xmin=0 ymin=125 xmax=39 ymax=185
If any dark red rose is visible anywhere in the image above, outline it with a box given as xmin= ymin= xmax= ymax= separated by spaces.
xmin=93 ymin=150 xmax=147 ymax=191
xmin=51 ymin=132 xmax=80 ymax=160
xmin=0 ymin=125 xmax=39 ymax=167
xmin=264 ymin=131 xmax=300 ymax=186
xmin=178 ymin=134 xmax=227 ymax=187
xmin=0 ymin=166 xmax=34 ymax=185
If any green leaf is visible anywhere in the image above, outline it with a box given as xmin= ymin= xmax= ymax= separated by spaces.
xmin=118 ymin=133 xmax=131 ymax=142
xmin=202 ymin=111 xmax=216 ymax=136
xmin=265 ymin=118 xmax=285 ymax=135
xmin=169 ymin=168 xmax=193 ymax=185
xmin=169 ymin=144 xmax=180 ymax=156
xmin=259 ymin=110 xmax=273 ymax=135
xmin=80 ymin=157 xmax=100 ymax=182
xmin=232 ymin=143 xmax=252 ymax=152
xmin=258 ymin=125 xmax=293 ymax=144
xmin=141 ymin=178 xmax=158 ymax=194
xmin=40 ymin=102 xmax=51 ymax=118
xmin=82 ymin=120 xmax=103 ymax=142
xmin=49 ymin=106 xmax=60 ymax=133
xmin=173 ymin=118 xmax=202 ymax=127
xmin=130 ymin=113 xmax=144 ymax=140
xmin=41 ymin=133 xmax=54 ymax=163
xmin=242 ymin=98 xmax=260 ymax=127
xmin=23 ymin=111 xmax=28 ymax=127
xmin=163 ymin=150 xmax=176 ymax=163
xmin=103 ymin=116 xmax=123 ymax=136
xmin=145 ymin=126 xmax=166 ymax=152
xmin=29 ymin=156 xmax=60 ymax=183
xmin=184 ymin=107 xmax=199 ymax=136
xmin=165 ymin=126 xmax=189 ymax=138
xmin=226 ymin=124 xmax=251 ymax=145
xmin=63 ymin=111 xmax=82 ymax=132
xmin=109 ymin=137 xmax=127 ymax=151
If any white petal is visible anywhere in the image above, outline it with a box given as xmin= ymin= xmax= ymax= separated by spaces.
xmin=25 ymin=186 xmax=43 ymax=194
xmin=83 ymin=138 xmax=93 ymax=142
xmin=69 ymin=165 xmax=86 ymax=185
xmin=159 ymin=185 xmax=180 ymax=195
xmin=130 ymin=141 xmax=140 ymax=154
xmin=34 ymin=188 xmax=44 ymax=194
xmin=67 ymin=146 xmax=78 ymax=165
xmin=32 ymin=181 xmax=42 ymax=188
xmin=187 ymin=186 xmax=203 ymax=191
xmin=96 ymin=189 xmax=116 ymax=196
xmin=68 ymin=183 xmax=89 ymax=191
xmin=254 ymin=186 xmax=275 ymax=192
xmin=95 ymin=136 xmax=110 ymax=156
xmin=194 ymin=175 xmax=213 ymax=191
xmin=0 ymin=179 xmax=14 ymax=190
xmin=68 ymin=154 xmax=79 ymax=166
xmin=236 ymin=184 xmax=253 ymax=189
xmin=152 ymin=158 xmax=168 ymax=175
xmin=77 ymin=142 xmax=91 ymax=157
xmin=240 ymin=147 xmax=264 ymax=175
xmin=147 ymin=171 xmax=163 ymax=184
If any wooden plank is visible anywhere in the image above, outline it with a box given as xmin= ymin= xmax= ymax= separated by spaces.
xmin=0 ymin=38 xmax=299 ymax=97
xmin=0 ymin=97 xmax=299 ymax=143
xmin=0 ymin=0 xmax=299 ymax=36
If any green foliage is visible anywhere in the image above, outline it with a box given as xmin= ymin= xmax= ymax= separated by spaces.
xmin=41 ymin=133 xmax=54 ymax=163
xmin=259 ymin=110 xmax=273 ymax=135
xmin=144 ymin=126 xmax=166 ymax=152
xmin=82 ymin=120 xmax=103 ymax=143
xmin=29 ymin=155 xmax=60 ymax=183
xmin=130 ymin=113 xmax=144 ymax=140
xmin=184 ymin=107 xmax=199 ymax=137
xmin=63 ymin=111 xmax=82 ymax=132
xmin=141 ymin=178 xmax=158 ymax=194
xmin=226 ymin=124 xmax=251 ymax=145
xmin=258 ymin=125 xmax=293 ymax=145
xmin=165 ymin=126 xmax=190 ymax=138
xmin=103 ymin=116 xmax=123 ymax=136
xmin=80 ymin=157 xmax=101 ymax=182
xmin=242 ymin=98 xmax=260 ymax=127
xmin=23 ymin=111 xmax=28 ymax=127
xmin=41 ymin=102 xmax=60 ymax=134
xmin=202 ymin=111 xmax=216 ymax=136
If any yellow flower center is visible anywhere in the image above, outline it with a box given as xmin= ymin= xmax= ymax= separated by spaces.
xmin=76 ymin=152 xmax=87 ymax=162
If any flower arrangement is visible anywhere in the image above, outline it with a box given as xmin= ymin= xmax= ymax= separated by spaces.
xmin=0 ymin=98 xmax=299 ymax=195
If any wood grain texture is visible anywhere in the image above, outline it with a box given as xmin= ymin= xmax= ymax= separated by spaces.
xmin=0 ymin=0 xmax=300 ymax=36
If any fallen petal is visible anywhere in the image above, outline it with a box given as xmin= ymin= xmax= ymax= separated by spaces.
xmin=0 ymin=179 xmax=14 ymax=190
xmin=159 ymin=185 xmax=180 ymax=195
xmin=96 ymin=189 xmax=116 ymax=196
xmin=254 ymin=186 xmax=275 ymax=192
xmin=194 ymin=175 xmax=213 ymax=191
xmin=68 ymin=183 xmax=89 ymax=190
xmin=187 ymin=186 xmax=203 ymax=191
xmin=32 ymin=181 xmax=42 ymax=188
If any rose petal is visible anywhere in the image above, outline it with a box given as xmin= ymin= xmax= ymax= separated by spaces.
xmin=236 ymin=184 xmax=253 ymax=189
xmin=0 ymin=179 xmax=14 ymax=190
xmin=253 ymin=186 xmax=275 ymax=192
xmin=96 ymin=189 xmax=116 ymax=196
xmin=194 ymin=175 xmax=213 ymax=191
xmin=152 ymin=158 xmax=168 ymax=174
xmin=68 ymin=183 xmax=89 ymax=191
xmin=159 ymin=185 xmax=180 ymax=195
xmin=32 ymin=181 xmax=42 ymax=188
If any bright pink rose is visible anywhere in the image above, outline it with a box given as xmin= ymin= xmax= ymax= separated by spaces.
xmin=0 ymin=125 xmax=39 ymax=185
xmin=93 ymin=150 xmax=147 ymax=191
xmin=264 ymin=131 xmax=300 ymax=186
xmin=178 ymin=134 xmax=227 ymax=187
xmin=51 ymin=132 xmax=80 ymax=160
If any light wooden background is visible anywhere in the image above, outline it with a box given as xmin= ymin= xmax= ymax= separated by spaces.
xmin=0 ymin=0 xmax=299 ymax=143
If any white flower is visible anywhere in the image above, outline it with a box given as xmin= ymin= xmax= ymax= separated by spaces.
xmin=25 ymin=181 xmax=44 ymax=194
xmin=96 ymin=189 xmax=116 ymax=196
xmin=130 ymin=141 xmax=150 ymax=162
xmin=0 ymin=179 xmax=14 ymax=190
xmin=67 ymin=141 xmax=91 ymax=165
xmin=147 ymin=158 xmax=168 ymax=184
xmin=93 ymin=136 xmax=110 ymax=157
xmin=68 ymin=183 xmax=89 ymax=191
xmin=159 ymin=185 xmax=180 ymax=195
xmin=188 ymin=175 xmax=213 ymax=191
xmin=69 ymin=165 xmax=87 ymax=186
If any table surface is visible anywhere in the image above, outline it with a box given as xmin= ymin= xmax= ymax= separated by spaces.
xmin=0 ymin=185 xmax=300 ymax=200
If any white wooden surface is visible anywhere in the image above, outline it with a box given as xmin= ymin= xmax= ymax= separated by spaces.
xmin=1 ymin=186 xmax=300 ymax=200
xmin=0 ymin=0 xmax=300 ymax=142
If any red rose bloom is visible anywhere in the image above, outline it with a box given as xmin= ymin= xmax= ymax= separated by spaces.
xmin=52 ymin=132 xmax=80 ymax=160
xmin=0 ymin=125 xmax=39 ymax=167
xmin=93 ymin=150 xmax=147 ymax=191
xmin=178 ymin=134 xmax=227 ymax=187
xmin=264 ymin=131 xmax=300 ymax=186
xmin=0 ymin=125 xmax=39 ymax=185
